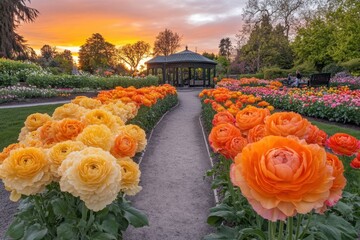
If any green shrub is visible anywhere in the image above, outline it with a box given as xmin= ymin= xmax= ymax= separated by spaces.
xmin=322 ymin=63 xmax=345 ymax=76
xmin=291 ymin=61 xmax=317 ymax=77
xmin=26 ymin=74 xmax=159 ymax=89
xmin=238 ymin=73 xmax=264 ymax=79
xmin=340 ymin=58 xmax=360 ymax=76
xmin=0 ymin=59 xmax=42 ymax=82
xmin=263 ymin=67 xmax=290 ymax=79
xmin=0 ymin=73 xmax=18 ymax=86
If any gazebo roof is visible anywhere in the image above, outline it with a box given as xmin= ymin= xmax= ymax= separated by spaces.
xmin=146 ymin=47 xmax=217 ymax=65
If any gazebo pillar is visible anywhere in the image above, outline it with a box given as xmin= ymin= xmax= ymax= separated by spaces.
xmin=162 ymin=66 xmax=166 ymax=84
xmin=202 ymin=68 xmax=206 ymax=87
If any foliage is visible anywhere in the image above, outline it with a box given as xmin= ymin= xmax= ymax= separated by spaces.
xmin=322 ymin=63 xmax=345 ymax=76
xmin=239 ymin=15 xmax=293 ymax=73
xmin=216 ymin=56 xmax=230 ymax=77
xmin=263 ymin=67 xmax=289 ymax=79
xmin=153 ymin=28 xmax=181 ymax=56
xmin=6 ymin=185 xmax=148 ymax=240
xmin=118 ymin=41 xmax=151 ymax=72
xmin=340 ymin=58 xmax=360 ymax=76
xmin=202 ymin=52 xmax=216 ymax=60
xmin=218 ymin=38 xmax=232 ymax=59
xmin=37 ymin=45 xmax=74 ymax=74
xmin=26 ymin=74 xmax=159 ymax=89
xmin=0 ymin=58 xmax=43 ymax=83
xmin=0 ymin=85 xmax=61 ymax=103
xmin=291 ymin=61 xmax=317 ymax=76
xmin=78 ymin=33 xmax=117 ymax=73
xmin=128 ymin=94 xmax=178 ymax=133
xmin=238 ymin=73 xmax=264 ymax=79
xmin=0 ymin=0 xmax=38 ymax=59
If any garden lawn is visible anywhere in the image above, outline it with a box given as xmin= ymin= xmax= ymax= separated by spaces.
xmin=309 ymin=119 xmax=360 ymax=139
xmin=0 ymin=104 xmax=60 ymax=150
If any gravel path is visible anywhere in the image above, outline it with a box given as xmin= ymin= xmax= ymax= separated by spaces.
xmin=124 ymin=89 xmax=215 ymax=240
xmin=0 ymin=182 xmax=18 ymax=239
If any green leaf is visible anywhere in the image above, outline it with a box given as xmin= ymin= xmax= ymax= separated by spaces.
xmin=91 ymin=232 xmax=117 ymax=240
xmin=239 ymin=228 xmax=267 ymax=240
xmin=23 ymin=224 xmax=48 ymax=240
xmin=203 ymin=225 xmax=239 ymax=240
xmin=207 ymin=204 xmax=237 ymax=226
xmin=6 ymin=219 xmax=25 ymax=239
xmin=51 ymin=198 xmax=69 ymax=216
xmin=56 ymin=223 xmax=77 ymax=240
xmin=101 ymin=215 xmax=119 ymax=235
xmin=121 ymin=202 xmax=149 ymax=228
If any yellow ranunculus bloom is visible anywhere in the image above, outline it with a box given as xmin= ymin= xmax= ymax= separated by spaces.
xmin=0 ymin=147 xmax=52 ymax=201
xmin=72 ymin=96 xmax=102 ymax=109
xmin=118 ymin=158 xmax=142 ymax=196
xmin=25 ymin=113 xmax=52 ymax=131
xmin=48 ymin=141 xmax=85 ymax=178
xmin=76 ymin=125 xmax=113 ymax=151
xmin=119 ymin=124 xmax=147 ymax=152
xmin=52 ymin=103 xmax=89 ymax=120
xmin=82 ymin=109 xmax=121 ymax=131
xmin=59 ymin=147 xmax=122 ymax=211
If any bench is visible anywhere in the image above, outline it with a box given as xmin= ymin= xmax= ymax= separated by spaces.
xmin=308 ymin=73 xmax=331 ymax=87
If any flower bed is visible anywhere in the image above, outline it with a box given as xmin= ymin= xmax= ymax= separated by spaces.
xmin=199 ymin=88 xmax=360 ymax=239
xmin=0 ymin=84 xmax=177 ymax=239
xmin=216 ymin=78 xmax=360 ymax=125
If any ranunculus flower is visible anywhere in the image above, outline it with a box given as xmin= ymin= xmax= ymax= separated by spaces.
xmin=25 ymin=113 xmax=52 ymax=131
xmin=55 ymin=119 xmax=85 ymax=142
xmin=118 ymin=125 xmax=147 ymax=152
xmin=52 ymin=103 xmax=88 ymax=120
xmin=222 ymin=136 xmax=248 ymax=160
xmin=247 ymin=124 xmax=266 ymax=143
xmin=19 ymin=131 xmax=43 ymax=148
xmin=212 ymin=111 xmax=235 ymax=126
xmin=117 ymin=158 xmax=142 ymax=196
xmin=82 ymin=109 xmax=120 ymax=131
xmin=39 ymin=121 xmax=58 ymax=146
xmin=111 ymin=133 xmax=138 ymax=158
xmin=48 ymin=141 xmax=85 ymax=178
xmin=235 ymin=106 xmax=270 ymax=133
xmin=264 ymin=112 xmax=310 ymax=139
xmin=76 ymin=124 xmax=113 ymax=151
xmin=324 ymin=153 xmax=346 ymax=207
xmin=326 ymin=133 xmax=360 ymax=156
xmin=350 ymin=152 xmax=360 ymax=169
xmin=305 ymin=125 xmax=327 ymax=146
xmin=230 ymin=136 xmax=333 ymax=222
xmin=72 ymin=96 xmax=102 ymax=109
xmin=0 ymin=147 xmax=52 ymax=201
xmin=208 ymin=123 xmax=242 ymax=153
xmin=59 ymin=147 xmax=121 ymax=211
xmin=0 ymin=143 xmax=22 ymax=164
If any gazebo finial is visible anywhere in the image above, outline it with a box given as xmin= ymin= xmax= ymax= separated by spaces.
xmin=185 ymin=45 xmax=188 ymax=50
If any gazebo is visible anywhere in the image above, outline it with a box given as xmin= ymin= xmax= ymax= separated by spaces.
xmin=146 ymin=47 xmax=217 ymax=87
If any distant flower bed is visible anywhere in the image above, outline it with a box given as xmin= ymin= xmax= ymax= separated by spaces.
xmin=330 ymin=72 xmax=360 ymax=89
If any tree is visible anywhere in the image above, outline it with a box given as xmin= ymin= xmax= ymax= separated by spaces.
xmin=202 ymin=52 xmax=216 ymax=60
xmin=0 ymin=0 xmax=38 ymax=59
xmin=118 ymin=41 xmax=151 ymax=72
xmin=54 ymin=50 xmax=74 ymax=74
xmin=78 ymin=33 xmax=117 ymax=73
xmin=219 ymin=38 xmax=232 ymax=60
xmin=153 ymin=29 xmax=181 ymax=56
xmin=40 ymin=44 xmax=56 ymax=61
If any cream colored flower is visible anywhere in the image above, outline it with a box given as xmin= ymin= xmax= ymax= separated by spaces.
xmin=59 ymin=147 xmax=122 ymax=211
xmin=76 ymin=124 xmax=113 ymax=151
xmin=117 ymin=158 xmax=142 ymax=196
xmin=18 ymin=127 xmax=29 ymax=142
xmin=72 ymin=96 xmax=102 ymax=109
xmin=52 ymin=103 xmax=88 ymax=120
xmin=19 ymin=130 xmax=43 ymax=148
xmin=0 ymin=147 xmax=52 ymax=201
xmin=119 ymin=124 xmax=147 ymax=152
xmin=48 ymin=141 xmax=85 ymax=178
xmin=25 ymin=113 xmax=52 ymax=131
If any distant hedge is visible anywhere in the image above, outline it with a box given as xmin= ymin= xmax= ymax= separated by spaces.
xmin=26 ymin=75 xmax=159 ymax=89
xmin=0 ymin=59 xmax=42 ymax=83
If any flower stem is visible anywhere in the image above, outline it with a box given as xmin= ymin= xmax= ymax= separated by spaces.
xmin=268 ymin=221 xmax=276 ymax=240
xmin=299 ymin=213 xmax=312 ymax=239
xmin=287 ymin=217 xmax=294 ymax=240
xmin=295 ymin=214 xmax=303 ymax=239
xmin=278 ymin=221 xmax=284 ymax=240
xmin=225 ymin=159 xmax=237 ymax=203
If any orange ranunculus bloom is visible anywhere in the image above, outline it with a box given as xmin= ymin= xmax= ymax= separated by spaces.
xmin=230 ymin=136 xmax=333 ymax=222
xmin=221 ymin=136 xmax=248 ymax=160
xmin=212 ymin=111 xmax=235 ymax=126
xmin=350 ymin=152 xmax=360 ymax=169
xmin=224 ymin=100 xmax=233 ymax=107
xmin=324 ymin=153 xmax=346 ymax=207
xmin=208 ymin=123 xmax=242 ymax=152
xmin=235 ymin=106 xmax=270 ymax=133
xmin=326 ymin=133 xmax=360 ymax=156
xmin=247 ymin=124 xmax=266 ymax=143
xmin=39 ymin=121 xmax=58 ymax=146
xmin=264 ymin=112 xmax=310 ymax=139
xmin=257 ymin=101 xmax=270 ymax=107
xmin=110 ymin=133 xmax=138 ymax=158
xmin=305 ymin=124 xmax=327 ymax=146
xmin=55 ymin=119 xmax=85 ymax=142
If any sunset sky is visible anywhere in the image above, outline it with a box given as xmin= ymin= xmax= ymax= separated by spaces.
xmin=18 ymin=0 xmax=246 ymax=63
